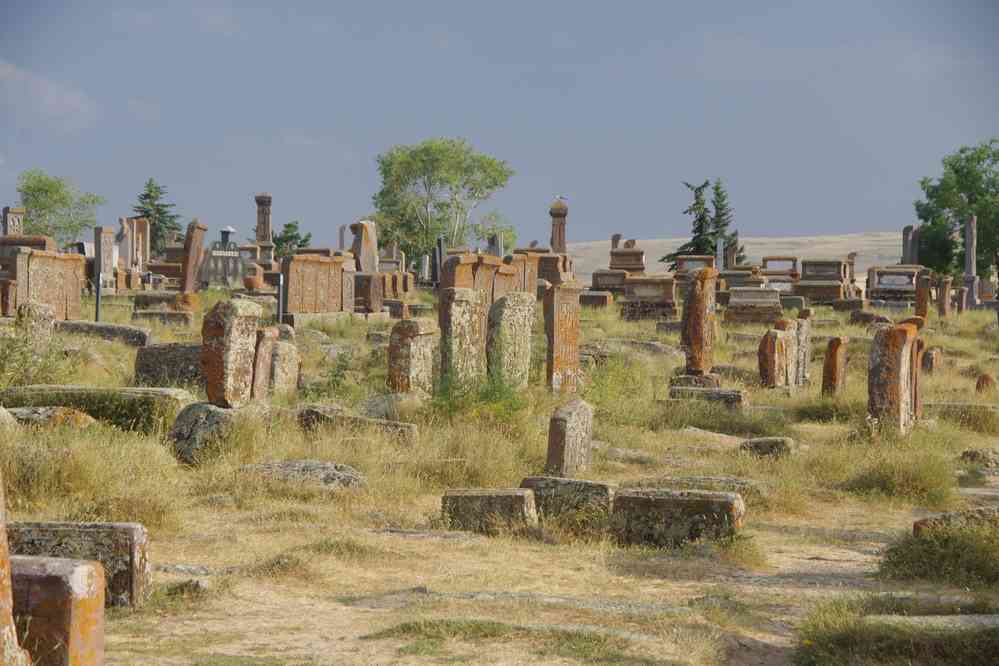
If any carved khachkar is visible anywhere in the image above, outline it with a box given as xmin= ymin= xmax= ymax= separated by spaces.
xmin=544 ymin=281 xmax=583 ymax=393
xmin=868 ymin=323 xmax=924 ymax=434
xmin=2 ymin=206 xmax=25 ymax=236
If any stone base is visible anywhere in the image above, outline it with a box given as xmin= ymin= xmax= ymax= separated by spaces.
xmin=282 ymin=311 xmax=351 ymax=328
xmin=519 ymin=477 xmax=615 ymax=519
xmin=664 ymin=387 xmax=747 ymax=408
xmin=441 ymin=489 xmax=539 ymax=534
xmin=669 ymin=374 xmax=722 ymax=389
xmin=610 ymin=489 xmax=745 ymax=547
xmin=131 ymin=310 xmax=195 ymax=327
xmin=55 ymin=321 xmax=152 ymax=347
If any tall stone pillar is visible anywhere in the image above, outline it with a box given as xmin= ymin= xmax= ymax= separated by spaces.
xmin=910 ymin=226 xmax=921 ymax=265
xmin=868 ymin=323 xmax=922 ymax=435
xmin=915 ymin=274 xmax=931 ymax=319
xmin=965 ymin=215 xmax=980 ymax=306
xmin=549 ymin=198 xmax=567 ymax=255
xmin=255 ymin=193 xmax=274 ymax=265
xmin=543 ymin=281 xmax=582 ymax=393
xmin=936 ymin=276 xmax=952 ymax=318
xmin=901 ymin=225 xmax=913 ymax=264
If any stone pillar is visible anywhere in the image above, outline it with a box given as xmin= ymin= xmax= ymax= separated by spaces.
xmin=1 ymin=206 xmax=25 ymax=236
xmin=901 ymin=225 xmax=913 ymax=264
xmin=254 ymin=193 xmax=274 ymax=265
xmin=725 ymin=243 xmax=737 ymax=270
xmin=180 ymin=219 xmax=208 ymax=294
xmin=549 ymin=198 xmax=567 ymax=254
xmin=545 ymin=399 xmax=593 ymax=477
xmin=0 ymin=472 xmax=32 ymax=665
xmin=338 ymin=224 xmax=348 ymax=250
xmin=868 ymin=323 xmax=922 ymax=434
xmin=439 ymin=287 xmax=486 ymax=387
xmin=758 ymin=327 xmax=793 ymax=389
xmin=251 ymin=327 xmax=278 ymax=400
xmin=956 ymin=286 xmax=968 ymax=314
xmin=420 ymin=255 xmax=431 ymax=282
xmin=910 ymin=226 xmax=921 ymax=264
xmin=15 ymin=301 xmax=55 ymax=344
xmin=965 ymin=215 xmax=980 ymax=306
xmin=94 ymin=226 xmax=115 ymax=289
xmin=388 ymin=318 xmax=439 ymax=394
xmin=486 ymin=291 xmax=535 ymax=389
xmin=201 ymin=300 xmax=262 ymax=408
xmin=543 ymin=281 xmax=583 ymax=393
xmin=680 ymin=268 xmax=718 ymax=376
xmin=349 ymin=221 xmax=379 ymax=273
xmin=936 ymin=276 xmax=952 ymax=318
xmin=821 ymin=337 xmax=848 ymax=396
xmin=915 ymin=274 xmax=931 ymax=319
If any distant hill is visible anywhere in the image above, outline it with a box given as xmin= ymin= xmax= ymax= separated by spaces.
xmin=568 ymin=231 xmax=900 ymax=284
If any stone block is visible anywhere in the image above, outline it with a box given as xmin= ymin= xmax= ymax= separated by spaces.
xmin=131 ymin=310 xmax=195 ymax=327
xmin=821 ymin=336 xmax=848 ymax=396
xmin=669 ymin=374 xmax=721 ymax=389
xmin=832 ymin=298 xmax=867 ymax=312
xmin=11 ymin=555 xmax=104 ymax=665
xmin=55 ymin=321 xmax=152 ymax=347
xmin=519 ymin=477 xmax=615 ymax=518
xmin=0 ymin=385 xmax=193 ymax=432
xmin=545 ymin=399 xmax=594 ymax=477
xmin=168 ymin=402 xmax=236 ymax=464
xmin=868 ymin=323 xmax=922 ymax=434
xmin=387 ymin=319 xmax=439 ymax=394
xmin=486 ymin=292 xmax=534 ymax=389
xmin=201 ymin=300 xmax=262 ymax=408
xmin=610 ymin=489 xmax=745 ymax=546
xmin=921 ymin=347 xmax=943 ymax=373
xmin=779 ymin=295 xmax=806 ymax=311
xmin=269 ymin=341 xmax=300 ymax=396
xmin=439 ymin=287 xmax=486 ymax=387
xmin=441 ymin=489 xmax=539 ymax=534
xmin=665 ymin=387 xmax=747 ymax=408
xmin=544 ymin=282 xmax=583 ymax=393
xmin=251 ymin=327 xmax=278 ymax=401
xmin=8 ymin=523 xmax=149 ymax=608
xmin=297 ymin=405 xmax=418 ymax=445
xmin=5 ymin=407 xmax=96 ymax=428
xmin=134 ymin=343 xmax=204 ymax=387
xmin=1 ymin=471 xmax=31 ymax=666
xmin=579 ymin=290 xmax=613 ymax=308
xmin=15 ymin=302 xmax=55 ymax=344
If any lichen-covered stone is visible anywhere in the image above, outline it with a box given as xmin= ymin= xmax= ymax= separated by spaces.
xmin=439 ymin=287 xmax=485 ymax=387
xmin=915 ymin=274 xmax=931 ymax=319
xmin=134 ymin=343 xmax=203 ymax=387
xmin=519 ymin=476 xmax=615 ymax=518
xmin=740 ymin=437 xmax=797 ymax=457
xmin=0 ymin=385 xmax=193 ymax=432
xmin=821 ymin=336 xmax=848 ymax=396
xmin=241 ymin=460 xmax=365 ymax=489
xmin=387 ymin=319 xmax=439 ymax=394
xmin=201 ymin=300 xmax=261 ymax=408
xmin=269 ymin=341 xmax=300 ymax=397
xmin=130 ymin=310 xmax=195 ymax=327
xmin=680 ymin=268 xmax=717 ymax=375
xmin=758 ymin=329 xmax=793 ymax=389
xmin=55 ymin=321 xmax=152 ymax=347
xmin=8 ymin=522 xmax=149 ymax=608
xmin=168 ymin=402 xmax=236 ymax=464
xmin=486 ymin=292 xmax=534 ymax=389
xmin=15 ymin=301 xmax=55 ymax=344
xmin=936 ymin=275 xmax=952 ymax=317
xmin=545 ymin=399 xmax=594 ymax=477
xmin=296 ymin=405 xmax=418 ymax=445
xmin=441 ymin=489 xmax=539 ymax=535
xmin=251 ymin=327 xmax=278 ymax=401
xmin=544 ymin=281 xmax=583 ymax=392
xmin=610 ymin=489 xmax=745 ymax=547
xmin=11 ymin=555 xmax=105 ymax=665
xmin=666 ymin=387 xmax=747 ymax=408
xmin=868 ymin=323 xmax=922 ymax=434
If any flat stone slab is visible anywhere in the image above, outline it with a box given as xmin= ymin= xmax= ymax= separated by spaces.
xmin=6 ymin=406 xmax=97 ymax=428
xmin=54 ymin=320 xmax=152 ymax=347
xmin=621 ymin=475 xmax=768 ymax=500
xmin=241 ymin=460 xmax=365 ymax=489
xmin=610 ymin=489 xmax=746 ymax=547
xmin=519 ymin=476 xmax=615 ymax=518
xmin=664 ymin=387 xmax=747 ymax=408
xmin=297 ymin=405 xmax=418 ymax=445
xmin=441 ymin=488 xmax=539 ymax=534
xmin=864 ymin=614 xmax=999 ymax=631
xmin=131 ymin=310 xmax=195 ymax=327
xmin=0 ymin=384 xmax=193 ymax=432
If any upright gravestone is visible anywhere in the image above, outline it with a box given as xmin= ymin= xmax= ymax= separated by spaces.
xmin=915 ymin=274 xmax=931 ymax=319
xmin=181 ymin=219 xmax=208 ymax=294
xmin=251 ymin=327 xmax=278 ymax=401
xmin=544 ymin=281 xmax=583 ymax=393
xmin=901 ymin=225 xmax=913 ymax=264
xmin=420 ymin=255 xmax=431 ymax=282
xmin=350 ymin=220 xmax=379 ymax=273
xmin=936 ymin=276 xmax=952 ymax=318
xmin=821 ymin=336 xmax=848 ymax=396
xmin=486 ymin=291 xmax=534 ymax=389
xmin=15 ymin=301 xmax=55 ymax=345
xmin=545 ymin=399 xmax=593 ymax=477
xmin=439 ymin=287 xmax=485 ymax=386
xmin=964 ymin=215 xmax=980 ymax=306
xmin=201 ymin=300 xmax=262 ymax=408
xmin=868 ymin=323 xmax=923 ymax=434
xmin=910 ymin=226 xmax=921 ymax=264
xmin=549 ymin=198 xmax=568 ymax=255
xmin=388 ymin=318 xmax=439 ymax=394
xmin=758 ymin=326 xmax=794 ymax=389
xmin=1 ymin=206 xmax=25 ymax=236
xmin=337 ymin=224 xmax=348 ymax=251
xmin=679 ymin=268 xmax=718 ymax=379
xmin=94 ymin=226 xmax=116 ymax=289
xmin=255 ymin=193 xmax=275 ymax=265
xmin=0 ymin=472 xmax=31 ymax=665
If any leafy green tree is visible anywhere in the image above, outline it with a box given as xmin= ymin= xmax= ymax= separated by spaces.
xmin=662 ymin=180 xmax=713 ymax=268
xmin=133 ymin=178 xmax=182 ymax=257
xmin=710 ymin=178 xmax=745 ymax=266
xmin=273 ymin=220 xmax=313 ymax=258
xmin=16 ymin=169 xmax=105 ymax=244
xmin=472 ymin=210 xmax=517 ymax=253
xmin=914 ymin=138 xmax=999 ymax=277
xmin=373 ymin=137 xmax=514 ymax=259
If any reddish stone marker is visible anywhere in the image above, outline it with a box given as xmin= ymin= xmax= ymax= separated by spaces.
xmin=201 ymin=300 xmax=262 ymax=408
xmin=758 ymin=328 xmax=792 ymax=389
xmin=387 ymin=319 xmax=439 ymax=394
xmin=936 ymin=275 xmax=952 ymax=318
xmin=251 ymin=327 xmax=279 ymax=401
xmin=545 ymin=399 xmax=594 ymax=477
xmin=0 ymin=472 xmax=32 ymax=665
xmin=976 ymin=373 xmax=995 ymax=394
xmin=544 ymin=281 xmax=583 ymax=393
xmin=180 ymin=219 xmax=208 ymax=294
xmin=12 ymin=555 xmax=105 ymax=665
xmin=680 ymin=268 xmax=717 ymax=376
xmin=868 ymin=323 xmax=922 ymax=434
xmin=821 ymin=337 xmax=849 ymax=396
xmin=914 ymin=274 xmax=931 ymax=319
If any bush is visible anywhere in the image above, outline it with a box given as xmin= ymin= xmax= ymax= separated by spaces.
xmin=879 ymin=526 xmax=999 ymax=588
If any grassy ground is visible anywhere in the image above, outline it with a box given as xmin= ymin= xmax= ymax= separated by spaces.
xmin=2 ymin=294 xmax=998 ymax=664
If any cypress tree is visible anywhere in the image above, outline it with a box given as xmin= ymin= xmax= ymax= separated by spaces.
xmin=133 ymin=178 xmax=182 ymax=257
xmin=663 ymin=180 xmax=714 ymax=268
xmin=710 ymin=178 xmax=745 ymax=265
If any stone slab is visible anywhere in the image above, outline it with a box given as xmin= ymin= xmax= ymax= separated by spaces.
xmin=54 ymin=321 xmax=152 ymax=347
xmin=441 ymin=489 xmax=539 ymax=534
xmin=610 ymin=489 xmax=745 ymax=547
xmin=0 ymin=385 xmax=193 ymax=432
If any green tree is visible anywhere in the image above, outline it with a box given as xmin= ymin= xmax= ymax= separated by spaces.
xmin=914 ymin=138 xmax=999 ymax=277
xmin=273 ymin=220 xmax=313 ymax=258
xmin=133 ymin=178 xmax=182 ymax=257
xmin=662 ymin=180 xmax=713 ymax=268
xmin=16 ymin=169 xmax=105 ymax=244
xmin=373 ymin=137 xmax=514 ymax=259
xmin=472 ymin=210 xmax=517 ymax=253
xmin=710 ymin=178 xmax=745 ymax=266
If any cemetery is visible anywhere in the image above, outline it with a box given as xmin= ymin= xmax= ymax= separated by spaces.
xmin=0 ymin=187 xmax=998 ymax=665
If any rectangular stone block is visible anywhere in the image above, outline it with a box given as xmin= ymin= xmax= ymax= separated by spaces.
xmin=821 ymin=336 xmax=848 ymax=396
xmin=544 ymin=282 xmax=583 ymax=393
xmin=610 ymin=489 xmax=745 ymax=547
xmin=579 ymin=290 xmax=613 ymax=308
xmin=912 ymin=507 xmax=999 ymax=537
xmin=519 ymin=477 xmax=615 ymax=519
xmin=0 ymin=385 xmax=193 ymax=432
xmin=269 ymin=341 xmax=300 ymax=397
xmin=439 ymin=287 xmax=486 ymax=387
xmin=11 ymin=555 xmax=105 ymax=665
xmin=131 ymin=310 xmax=195 ymax=327
xmin=441 ymin=489 xmax=538 ymax=534
xmin=665 ymin=387 xmax=747 ymax=408
xmin=388 ymin=318 xmax=439 ymax=394
xmin=202 ymin=300 xmax=262 ymax=408
xmin=134 ymin=343 xmax=203 ymax=387
xmin=545 ymin=399 xmax=594 ymax=477
xmin=868 ymin=323 xmax=922 ymax=434
xmin=251 ymin=327 xmax=278 ymax=401
xmin=8 ymin=522 xmax=149 ymax=608
xmin=55 ymin=321 xmax=152 ymax=347
xmin=354 ymin=272 xmax=384 ymax=313
xmin=486 ymin=292 xmax=534 ymax=389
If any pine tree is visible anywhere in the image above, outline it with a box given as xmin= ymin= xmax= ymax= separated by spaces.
xmin=709 ymin=178 xmax=745 ymax=266
xmin=133 ymin=178 xmax=181 ymax=257
xmin=274 ymin=221 xmax=313 ymax=258
xmin=662 ymin=180 xmax=714 ymax=269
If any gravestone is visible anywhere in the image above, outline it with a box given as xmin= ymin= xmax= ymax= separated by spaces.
xmin=549 ymin=197 xmax=568 ymax=254
xmin=15 ymin=301 xmax=55 ymax=344
xmin=269 ymin=341 xmax=300 ymax=396
xmin=1 ymin=206 xmax=25 ymax=236
xmin=441 ymin=489 xmax=538 ymax=535
xmin=545 ymin=399 xmax=594 ymax=477
xmin=936 ymin=275 xmax=952 ymax=317
xmin=94 ymin=226 xmax=116 ymax=289
xmin=821 ymin=336 xmax=848 ymax=396
xmin=349 ymin=220 xmax=379 ymax=273
xmin=200 ymin=226 xmax=245 ymax=288
xmin=758 ymin=326 xmax=795 ymax=389
xmin=724 ymin=287 xmax=782 ymax=325
xmin=901 ymin=225 xmax=913 ymax=264
xmin=486 ymin=292 xmax=534 ymax=389
xmin=676 ymin=268 xmax=718 ymax=385
xmin=915 ymin=274 xmax=931 ymax=319
xmin=868 ymin=322 xmax=923 ymax=434
xmin=251 ymin=327 xmax=278 ymax=400
xmin=544 ymin=281 xmax=583 ymax=393
xmin=201 ymin=300 xmax=262 ymax=408
xmin=439 ymin=287 xmax=486 ymax=387
xmin=254 ymin=193 xmax=275 ymax=264
xmin=388 ymin=318 xmax=439 ymax=394
xmin=0 ymin=472 xmax=31 ymax=665
xmin=180 ymin=219 xmax=208 ymax=294
xmin=610 ymin=489 xmax=745 ymax=547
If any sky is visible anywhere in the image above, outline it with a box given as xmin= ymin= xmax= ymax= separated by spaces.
xmin=1 ymin=1 xmax=997 ymax=251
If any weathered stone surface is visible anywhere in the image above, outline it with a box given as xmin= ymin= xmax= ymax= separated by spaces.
xmin=579 ymin=291 xmax=613 ymax=308
xmin=912 ymin=507 xmax=999 ymax=536
xmin=669 ymin=373 xmax=721 ymax=389
xmin=180 ymin=219 xmax=207 ymax=294
xmin=486 ymin=292 xmax=534 ymax=389
xmin=349 ymin=221 xmax=379 ymax=273
xmin=545 ymin=399 xmax=594 ymax=477
xmin=915 ymin=274 xmax=931 ymax=319
xmin=387 ymin=319 xmax=439 ymax=394
xmin=868 ymin=323 xmax=922 ymax=434
xmin=131 ymin=309 xmax=195 ymax=327
xmin=832 ymin=298 xmax=867 ymax=312
xmin=55 ymin=320 xmax=152 ymax=347
xmin=250 ymin=327 xmax=278 ymax=401
xmin=6 ymin=407 xmax=96 ymax=428
xmin=610 ymin=489 xmax=745 ymax=547
xmin=201 ymin=300 xmax=261 ymax=408
xmin=899 ymin=315 xmax=926 ymax=330
xmin=15 ymin=301 xmax=55 ymax=344
xmin=960 ymin=448 xmax=999 ymax=468
xmin=0 ymin=472 xmax=31 ymax=666
xmin=361 ymin=393 xmax=424 ymax=421
xmin=8 ymin=522 xmax=149 ymax=608
xmin=621 ymin=476 xmax=767 ymax=501
xmin=758 ymin=328 xmax=794 ymax=389
xmin=793 ymin=316 xmax=812 ymax=386
xmin=0 ymin=385 xmax=193 ymax=432
xmin=11 ymin=555 xmax=105 ymax=665
xmin=976 ymin=373 xmax=995 ymax=394
xmin=921 ymin=347 xmax=943 ymax=373
xmin=666 ymin=387 xmax=747 ymax=408
xmin=269 ymin=341 xmax=299 ymax=397
xmin=297 ymin=405 xmax=418 ymax=445
xmin=544 ymin=281 xmax=583 ymax=392
xmin=821 ymin=336 xmax=848 ymax=396
xmin=441 ymin=489 xmax=539 ymax=534
xmin=0 ymin=406 xmax=17 ymax=431
xmin=519 ymin=477 xmax=615 ymax=518
xmin=680 ymin=268 xmax=717 ymax=375
xmin=936 ymin=275 xmax=952 ymax=317
xmin=281 ymin=253 xmax=351 ymax=319
xmin=275 ymin=324 xmax=296 ymax=342
xmin=4 ymin=248 xmax=85 ymax=320
xmin=723 ymin=288 xmax=782 ymax=325
xmin=167 ymin=402 xmax=236 ymax=464
xmin=740 ymin=437 xmax=797 ymax=457
xmin=134 ymin=343 xmax=203 ymax=386
xmin=439 ymin=287 xmax=485 ymax=387
xmin=241 ymin=460 xmax=365 ymax=489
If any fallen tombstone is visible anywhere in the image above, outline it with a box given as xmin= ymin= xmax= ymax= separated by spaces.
xmin=131 ymin=310 xmax=195 ymax=327
xmin=241 ymin=460 xmax=365 ymax=489
xmin=8 ymin=522 xmax=149 ymax=608
xmin=519 ymin=476 xmax=615 ymax=518
xmin=610 ymin=489 xmax=746 ymax=547
xmin=134 ymin=343 xmax=204 ymax=387
xmin=621 ymin=475 xmax=767 ymax=501
xmin=168 ymin=402 xmax=238 ymax=464
xmin=297 ymin=405 xmax=418 ymax=445
xmin=665 ymin=386 xmax=747 ymax=408
xmin=0 ymin=385 xmax=193 ymax=432
xmin=54 ymin=320 xmax=152 ymax=347
xmin=740 ymin=437 xmax=798 ymax=457
xmin=5 ymin=406 xmax=96 ymax=428
xmin=441 ymin=489 xmax=539 ymax=534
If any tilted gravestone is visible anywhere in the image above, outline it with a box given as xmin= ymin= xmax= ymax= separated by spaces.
xmin=545 ymin=399 xmax=594 ymax=477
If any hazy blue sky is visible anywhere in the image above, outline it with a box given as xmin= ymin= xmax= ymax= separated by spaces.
xmin=1 ymin=1 xmax=996 ymax=250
